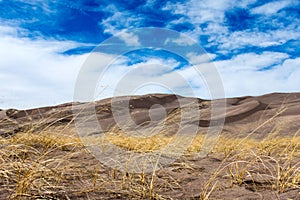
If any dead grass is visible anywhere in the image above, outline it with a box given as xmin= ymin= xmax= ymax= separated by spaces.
xmin=0 ymin=126 xmax=299 ymax=199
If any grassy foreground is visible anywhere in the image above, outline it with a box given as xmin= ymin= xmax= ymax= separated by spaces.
xmin=0 ymin=128 xmax=299 ymax=199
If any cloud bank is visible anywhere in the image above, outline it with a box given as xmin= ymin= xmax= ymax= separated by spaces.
xmin=0 ymin=0 xmax=299 ymax=109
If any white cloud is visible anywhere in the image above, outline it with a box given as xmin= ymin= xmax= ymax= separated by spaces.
xmin=212 ymin=52 xmax=299 ymax=97
xmin=94 ymin=58 xmax=184 ymax=98
xmin=251 ymin=0 xmax=292 ymax=15
xmin=0 ymin=25 xmax=19 ymax=35
xmin=118 ymin=31 xmax=140 ymax=46
xmin=1 ymin=1 xmax=299 ymax=110
xmin=162 ymin=1 xmax=235 ymax=44
xmin=215 ymin=52 xmax=289 ymax=71
xmin=0 ymin=25 xmax=89 ymax=109
xmin=101 ymin=5 xmax=142 ymax=35
xmin=236 ymin=0 xmax=257 ymax=8
xmin=175 ymin=52 xmax=300 ymax=99
xmin=164 ymin=33 xmax=196 ymax=46
xmin=186 ymin=52 xmax=217 ymax=64
xmin=1 ymin=24 xmax=299 ymax=109
xmin=215 ymin=28 xmax=299 ymax=51
xmin=93 ymin=54 xmax=228 ymax=100
xmin=163 ymin=0 xmax=232 ymax=25
xmin=163 ymin=0 xmax=256 ymax=27
xmin=164 ymin=0 xmax=299 ymax=52
xmin=144 ymin=0 xmax=156 ymax=7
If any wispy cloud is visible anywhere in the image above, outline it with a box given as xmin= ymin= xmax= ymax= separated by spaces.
xmin=215 ymin=52 xmax=289 ymax=72
xmin=165 ymin=33 xmax=196 ymax=46
xmin=186 ymin=52 xmax=217 ymax=64
xmin=164 ymin=0 xmax=300 ymax=58
xmin=101 ymin=4 xmax=142 ymax=35
xmin=251 ymin=0 xmax=293 ymax=15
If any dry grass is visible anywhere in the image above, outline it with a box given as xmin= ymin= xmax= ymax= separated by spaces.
xmin=0 ymin=126 xmax=299 ymax=199
xmin=105 ymin=132 xmax=174 ymax=152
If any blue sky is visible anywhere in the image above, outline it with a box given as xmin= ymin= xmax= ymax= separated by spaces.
xmin=0 ymin=0 xmax=299 ymax=109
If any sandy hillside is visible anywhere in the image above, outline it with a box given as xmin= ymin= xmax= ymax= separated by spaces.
xmin=0 ymin=93 xmax=299 ymax=199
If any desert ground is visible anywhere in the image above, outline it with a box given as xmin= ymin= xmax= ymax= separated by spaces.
xmin=0 ymin=93 xmax=299 ymax=199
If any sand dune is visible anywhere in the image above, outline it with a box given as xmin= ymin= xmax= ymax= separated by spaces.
xmin=1 ymin=92 xmax=299 ymax=138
